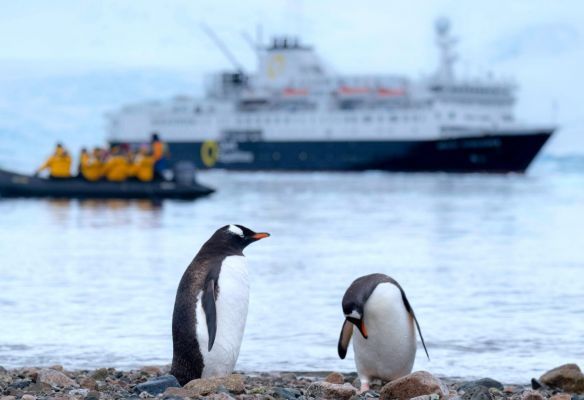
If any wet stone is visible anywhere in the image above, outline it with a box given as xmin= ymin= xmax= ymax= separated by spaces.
xmin=8 ymin=378 xmax=31 ymax=389
xmin=134 ymin=375 xmax=180 ymax=396
xmin=273 ymin=386 xmax=302 ymax=399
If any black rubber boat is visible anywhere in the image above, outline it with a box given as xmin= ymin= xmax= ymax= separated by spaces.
xmin=0 ymin=168 xmax=214 ymax=200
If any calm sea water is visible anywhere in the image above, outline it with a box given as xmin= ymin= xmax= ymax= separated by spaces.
xmin=0 ymin=162 xmax=583 ymax=382
xmin=0 ymin=68 xmax=583 ymax=382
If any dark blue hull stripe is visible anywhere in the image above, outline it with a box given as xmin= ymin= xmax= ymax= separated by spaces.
xmin=122 ymin=131 xmax=552 ymax=173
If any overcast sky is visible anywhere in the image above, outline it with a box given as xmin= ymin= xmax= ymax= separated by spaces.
xmin=1 ymin=0 xmax=582 ymax=153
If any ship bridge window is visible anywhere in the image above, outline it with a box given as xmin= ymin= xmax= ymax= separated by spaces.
xmin=449 ymin=112 xmax=456 ymax=120
xmin=363 ymin=115 xmax=371 ymax=122
xmin=194 ymin=106 xmax=202 ymax=113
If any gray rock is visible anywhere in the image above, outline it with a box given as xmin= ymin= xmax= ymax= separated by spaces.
xmin=8 ymin=379 xmax=31 ymax=389
xmin=69 ymin=388 xmax=90 ymax=397
xmin=91 ymin=368 xmax=110 ymax=381
xmin=461 ymin=386 xmax=491 ymax=400
xmin=410 ymin=395 xmax=441 ymax=400
xmin=273 ymin=387 xmax=302 ymax=399
xmin=459 ymin=378 xmax=503 ymax=392
xmin=134 ymin=375 xmax=180 ymax=396
xmin=86 ymin=391 xmax=100 ymax=400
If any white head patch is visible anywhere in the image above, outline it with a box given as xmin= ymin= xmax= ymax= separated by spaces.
xmin=228 ymin=224 xmax=244 ymax=237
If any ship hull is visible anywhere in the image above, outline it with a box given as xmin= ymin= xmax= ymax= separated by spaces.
xmin=125 ymin=130 xmax=552 ymax=173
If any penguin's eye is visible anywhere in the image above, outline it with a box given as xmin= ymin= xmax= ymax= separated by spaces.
xmin=227 ymin=224 xmax=245 ymax=237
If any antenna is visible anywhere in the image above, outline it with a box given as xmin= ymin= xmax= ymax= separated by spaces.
xmin=241 ymin=31 xmax=258 ymax=53
xmin=200 ymin=23 xmax=244 ymax=72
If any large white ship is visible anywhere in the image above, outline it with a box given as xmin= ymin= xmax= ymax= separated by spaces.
xmin=107 ymin=19 xmax=553 ymax=172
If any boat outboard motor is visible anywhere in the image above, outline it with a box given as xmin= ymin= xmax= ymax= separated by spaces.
xmin=173 ymin=161 xmax=197 ymax=186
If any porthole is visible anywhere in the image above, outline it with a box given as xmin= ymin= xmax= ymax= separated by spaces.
xmin=272 ymin=152 xmax=281 ymax=161
xmin=299 ymin=152 xmax=308 ymax=161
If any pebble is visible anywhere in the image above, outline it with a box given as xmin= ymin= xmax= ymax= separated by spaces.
xmin=80 ymin=377 xmax=97 ymax=390
xmin=325 ymin=372 xmax=345 ymax=384
xmin=459 ymin=378 xmax=504 ymax=391
xmin=306 ymin=381 xmax=358 ymax=400
xmin=90 ymin=368 xmax=110 ymax=381
xmin=37 ymin=368 xmax=78 ymax=388
xmin=540 ymin=364 xmax=584 ymax=393
xmin=410 ymin=395 xmax=441 ymax=400
xmin=0 ymin=396 xmax=17 ymax=400
xmin=273 ymin=386 xmax=302 ymax=399
xmin=21 ymin=395 xmax=36 ymax=400
xmin=134 ymin=375 xmax=180 ymax=396
xmin=69 ymin=388 xmax=90 ymax=397
xmin=521 ymin=390 xmax=545 ymax=400
xmin=380 ymin=371 xmax=449 ymax=400
xmin=550 ymin=394 xmax=572 ymax=400
xmin=183 ymin=374 xmax=245 ymax=396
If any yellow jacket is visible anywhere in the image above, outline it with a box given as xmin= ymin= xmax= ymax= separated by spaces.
xmin=37 ymin=150 xmax=72 ymax=178
xmin=102 ymin=155 xmax=129 ymax=182
xmin=80 ymin=153 xmax=103 ymax=181
xmin=131 ymin=155 xmax=155 ymax=182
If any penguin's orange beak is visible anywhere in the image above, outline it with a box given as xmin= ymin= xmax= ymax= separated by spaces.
xmin=360 ymin=320 xmax=368 ymax=339
xmin=252 ymin=232 xmax=270 ymax=240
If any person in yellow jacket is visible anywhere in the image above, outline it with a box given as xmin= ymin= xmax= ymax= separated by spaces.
xmin=102 ymin=146 xmax=130 ymax=182
xmin=36 ymin=143 xmax=72 ymax=179
xmin=130 ymin=146 xmax=155 ymax=182
xmin=79 ymin=148 xmax=104 ymax=181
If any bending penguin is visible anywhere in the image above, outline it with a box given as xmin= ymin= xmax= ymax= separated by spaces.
xmin=338 ymin=273 xmax=429 ymax=392
xmin=170 ymin=224 xmax=270 ymax=385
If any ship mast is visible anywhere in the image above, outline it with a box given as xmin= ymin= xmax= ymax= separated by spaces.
xmin=434 ymin=17 xmax=457 ymax=83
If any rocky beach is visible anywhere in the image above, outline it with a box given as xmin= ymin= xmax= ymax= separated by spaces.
xmin=1 ymin=364 xmax=583 ymax=400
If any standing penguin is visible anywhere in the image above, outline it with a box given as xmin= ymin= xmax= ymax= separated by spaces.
xmin=338 ymin=273 xmax=429 ymax=392
xmin=170 ymin=224 xmax=270 ymax=385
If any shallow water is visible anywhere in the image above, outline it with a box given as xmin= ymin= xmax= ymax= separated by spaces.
xmin=0 ymin=162 xmax=583 ymax=382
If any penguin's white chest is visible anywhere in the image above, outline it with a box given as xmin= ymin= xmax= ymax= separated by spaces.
xmin=353 ymin=283 xmax=417 ymax=383
xmin=195 ymin=255 xmax=249 ymax=378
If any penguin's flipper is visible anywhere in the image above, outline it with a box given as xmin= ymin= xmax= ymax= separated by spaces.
xmin=399 ymin=289 xmax=430 ymax=360
xmin=337 ymin=319 xmax=353 ymax=359
xmin=202 ymin=279 xmax=217 ymax=352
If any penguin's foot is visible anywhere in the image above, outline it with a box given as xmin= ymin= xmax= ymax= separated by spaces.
xmin=359 ymin=382 xmax=370 ymax=393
